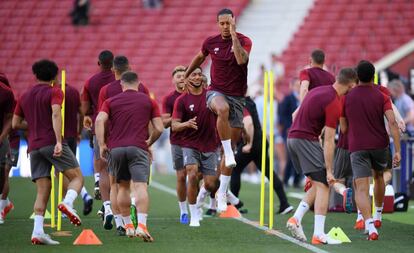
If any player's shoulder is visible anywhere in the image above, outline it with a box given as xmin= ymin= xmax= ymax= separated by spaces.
xmin=204 ymin=34 xmax=222 ymax=43
xmin=237 ymin=33 xmax=252 ymax=42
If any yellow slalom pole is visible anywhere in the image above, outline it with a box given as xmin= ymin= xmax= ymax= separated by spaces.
xmin=372 ymin=72 xmax=378 ymax=216
xmin=259 ymin=71 xmax=269 ymax=226
xmin=268 ymin=71 xmax=274 ymax=230
xmin=50 ymin=167 xmax=56 ymax=228
xmin=57 ymin=70 xmax=66 ymax=231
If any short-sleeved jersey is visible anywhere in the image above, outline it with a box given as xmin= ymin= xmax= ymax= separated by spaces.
xmin=288 ymin=86 xmax=341 ymax=141
xmin=172 ymin=89 xmax=219 ymax=152
xmin=100 ymin=90 xmax=160 ymax=151
xmin=202 ymin=33 xmax=252 ymax=97
xmin=98 ymin=80 xmax=150 ymax=110
xmin=299 ymin=67 xmax=335 ymax=91
xmin=344 ymin=84 xmax=393 ymax=152
xmin=162 ymin=90 xmax=184 ymax=145
xmin=64 ymin=84 xmax=81 ymax=139
xmin=14 ymin=84 xmax=64 ymax=152
xmin=0 ymin=82 xmax=15 ymax=133
xmin=81 ymin=70 xmax=115 ymax=119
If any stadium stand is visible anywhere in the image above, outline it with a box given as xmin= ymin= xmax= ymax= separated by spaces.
xmin=280 ymin=0 xmax=414 ymax=82
xmin=0 ymin=0 xmax=248 ymax=99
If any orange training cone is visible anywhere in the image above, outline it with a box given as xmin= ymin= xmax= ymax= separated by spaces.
xmin=219 ymin=205 xmax=241 ymax=218
xmin=73 ymin=229 xmax=103 ymax=245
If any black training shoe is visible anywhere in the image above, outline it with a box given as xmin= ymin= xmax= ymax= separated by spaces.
xmin=116 ymin=226 xmax=126 ymax=236
xmin=94 ymin=181 xmax=101 ymax=200
xmin=83 ymin=198 xmax=93 ymax=216
xmin=278 ymin=205 xmax=294 ymax=215
xmin=205 ymin=209 xmax=217 ymax=217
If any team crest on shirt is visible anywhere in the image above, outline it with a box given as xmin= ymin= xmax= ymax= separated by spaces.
xmin=189 ymin=104 xmax=195 ymax=111
xmin=214 ymin=48 xmax=219 ymax=54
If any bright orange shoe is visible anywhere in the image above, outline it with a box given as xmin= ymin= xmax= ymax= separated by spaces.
xmin=136 ymin=223 xmax=154 ymax=242
xmin=367 ymin=232 xmax=379 ymax=241
xmin=124 ymin=224 xmax=135 ymax=238
xmin=304 ymin=177 xmax=312 ymax=192
xmin=354 ymin=219 xmax=365 ymax=230
xmin=286 ymin=217 xmax=307 ymax=241
xmin=374 ymin=219 xmax=382 ymax=228
xmin=1 ymin=202 xmax=14 ymax=219
xmin=311 ymin=234 xmax=342 ymax=245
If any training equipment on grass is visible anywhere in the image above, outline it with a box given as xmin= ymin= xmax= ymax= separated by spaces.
xmin=327 ymin=227 xmax=351 ymax=243
xmin=219 ymin=205 xmax=241 ymax=218
xmin=30 ymin=210 xmax=51 ymax=219
xmin=259 ymin=70 xmax=275 ymax=230
xmin=50 ymin=70 xmax=66 ymax=231
xmin=73 ymin=229 xmax=102 ymax=245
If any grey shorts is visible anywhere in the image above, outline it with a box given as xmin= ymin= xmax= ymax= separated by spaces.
xmin=206 ymin=90 xmax=245 ymax=129
xmin=334 ymin=147 xmax=352 ymax=179
xmin=30 ymin=144 xmax=80 ymax=182
xmin=287 ymin=138 xmax=326 ymax=183
xmin=6 ymin=148 xmax=19 ymax=167
xmin=109 ymin=146 xmax=150 ymax=183
xmin=0 ymin=139 xmax=9 ymax=167
xmin=93 ymin=135 xmax=101 ymax=160
xmin=350 ymin=148 xmax=389 ymax=179
xmin=171 ymin=144 xmax=184 ymax=171
xmin=183 ymin=147 xmax=219 ymax=176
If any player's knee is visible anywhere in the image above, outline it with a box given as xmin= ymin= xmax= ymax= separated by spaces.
xmin=373 ymin=170 xmax=384 ymax=179
xmin=216 ymin=103 xmax=229 ymax=117
xmin=204 ymin=181 xmax=217 ymax=192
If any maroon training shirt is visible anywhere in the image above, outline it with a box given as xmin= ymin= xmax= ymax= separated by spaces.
xmin=202 ymin=33 xmax=252 ymax=97
xmin=64 ymin=84 xmax=81 ymax=139
xmin=288 ymin=85 xmax=342 ymax=141
xmin=81 ymin=70 xmax=115 ymax=119
xmin=162 ymin=90 xmax=184 ymax=146
xmin=100 ymin=90 xmax=160 ymax=151
xmin=98 ymin=80 xmax=150 ymax=110
xmin=14 ymin=84 xmax=64 ymax=152
xmin=0 ymin=82 xmax=14 ymax=135
xmin=172 ymin=88 xmax=219 ymax=152
xmin=344 ymin=84 xmax=392 ymax=152
xmin=299 ymin=67 xmax=335 ymax=90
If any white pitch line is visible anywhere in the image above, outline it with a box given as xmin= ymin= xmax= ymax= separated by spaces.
xmin=150 ymin=180 xmax=330 ymax=253
xmin=288 ymin=192 xmax=305 ymax=200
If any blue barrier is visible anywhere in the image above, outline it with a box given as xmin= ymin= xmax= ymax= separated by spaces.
xmin=398 ymin=138 xmax=414 ymax=194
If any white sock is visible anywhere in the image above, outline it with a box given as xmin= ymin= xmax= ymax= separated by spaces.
xmin=81 ymin=187 xmax=92 ymax=201
xmin=189 ymin=204 xmax=199 ymax=221
xmin=114 ymin=214 xmax=123 ymax=228
xmin=63 ymin=189 xmax=78 ymax=208
xmin=33 ymin=215 xmax=44 ymax=235
xmin=333 ymin=182 xmax=346 ymax=195
xmin=313 ymin=215 xmax=326 ymax=237
xmin=218 ymin=175 xmax=231 ymax=194
xmin=94 ymin=173 xmax=100 ymax=183
xmin=293 ymin=201 xmax=310 ymax=223
xmin=365 ymin=218 xmax=377 ymax=234
xmin=103 ymin=201 xmax=112 ymax=213
xmin=196 ymin=187 xmax=209 ymax=207
xmin=0 ymin=199 xmax=7 ymax=210
xmin=374 ymin=206 xmax=383 ymax=221
xmin=131 ymin=197 xmax=136 ymax=206
xmin=356 ymin=209 xmax=363 ymax=221
xmin=178 ymin=201 xmax=188 ymax=215
xmin=227 ymin=190 xmax=240 ymax=205
xmin=122 ymin=215 xmax=132 ymax=225
xmin=209 ymin=197 xmax=216 ymax=210
xmin=221 ymin=140 xmax=234 ymax=160
xmin=138 ymin=213 xmax=147 ymax=226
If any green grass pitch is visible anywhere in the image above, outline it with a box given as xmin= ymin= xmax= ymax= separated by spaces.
xmin=1 ymin=175 xmax=413 ymax=253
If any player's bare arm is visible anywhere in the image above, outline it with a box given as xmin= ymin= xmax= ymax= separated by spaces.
xmin=95 ymin=111 xmax=109 ymax=161
xmin=229 ymin=17 xmax=249 ymax=65
xmin=51 ymin=104 xmax=63 ymax=157
xmin=171 ymin=117 xmax=198 ymax=132
xmin=339 ymin=117 xmax=348 ymax=133
xmin=323 ymin=126 xmax=336 ymax=185
xmin=146 ymin=117 xmax=163 ymax=147
xmin=161 ymin=113 xmax=172 ymax=128
xmin=299 ymin=80 xmax=310 ymax=103
xmin=185 ymin=52 xmax=206 ymax=79
xmin=11 ymin=115 xmax=27 ymax=130
xmin=385 ymin=109 xmax=401 ymax=167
